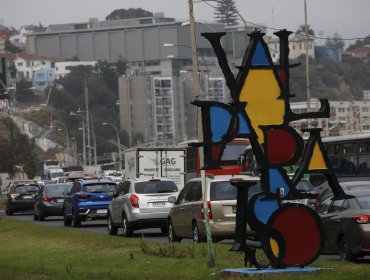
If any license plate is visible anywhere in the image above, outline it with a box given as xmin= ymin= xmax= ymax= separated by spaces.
xmin=97 ymin=209 xmax=107 ymax=214
xmin=23 ymin=195 xmax=32 ymax=199
xmin=151 ymin=202 xmax=165 ymax=207
xmin=57 ymin=199 xmax=64 ymax=203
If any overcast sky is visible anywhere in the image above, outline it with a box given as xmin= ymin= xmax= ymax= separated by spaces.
xmin=1 ymin=0 xmax=369 ymax=44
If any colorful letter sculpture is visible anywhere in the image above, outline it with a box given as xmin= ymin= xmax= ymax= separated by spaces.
xmin=193 ymin=30 xmax=350 ymax=268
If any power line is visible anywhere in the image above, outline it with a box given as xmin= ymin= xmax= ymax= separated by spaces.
xmin=196 ymin=0 xmax=370 ymax=41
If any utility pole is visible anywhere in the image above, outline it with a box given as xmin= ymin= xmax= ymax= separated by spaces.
xmin=84 ymin=78 xmax=91 ymax=165
xmin=304 ymin=0 xmax=311 ymax=124
xmin=188 ymin=0 xmax=214 ymax=268
xmin=188 ymin=0 xmax=202 ymax=140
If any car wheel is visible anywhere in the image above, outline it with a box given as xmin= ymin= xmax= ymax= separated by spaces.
xmin=108 ymin=214 xmax=118 ymax=235
xmin=340 ymin=237 xmax=357 ymax=261
xmin=168 ymin=220 xmax=181 ymax=242
xmin=122 ymin=213 xmax=133 ymax=237
xmin=192 ymin=222 xmax=204 ymax=243
xmin=72 ymin=211 xmax=81 ymax=228
xmin=38 ymin=207 xmax=45 ymax=221
xmin=161 ymin=226 xmax=168 ymax=234
xmin=33 ymin=213 xmax=38 ymax=220
xmin=6 ymin=207 xmax=13 ymax=216
xmin=63 ymin=207 xmax=72 ymax=226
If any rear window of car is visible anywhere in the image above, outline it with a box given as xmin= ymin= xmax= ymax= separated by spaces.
xmin=210 ymin=180 xmax=261 ymax=201
xmin=135 ymin=180 xmax=178 ymax=194
xmin=14 ymin=185 xmax=40 ymax=193
xmin=83 ymin=183 xmax=117 ymax=193
xmin=356 ymin=196 xmax=370 ymax=209
xmin=44 ymin=184 xmax=72 ymax=195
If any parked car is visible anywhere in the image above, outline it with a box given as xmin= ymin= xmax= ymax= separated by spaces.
xmin=108 ymin=178 xmax=179 ymax=237
xmin=63 ymin=178 xmax=118 ymax=227
xmin=5 ymin=180 xmax=40 ymax=215
xmin=316 ymin=186 xmax=370 ymax=261
xmin=33 ymin=183 xmax=72 ymax=221
xmin=316 ymin=181 xmax=370 ymax=206
xmin=167 ymin=174 xmax=261 ymax=243
xmin=283 ymin=179 xmax=319 ymax=207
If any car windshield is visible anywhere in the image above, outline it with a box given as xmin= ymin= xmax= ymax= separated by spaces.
xmin=14 ymin=185 xmax=39 ymax=193
xmin=210 ymin=180 xmax=261 ymax=201
xmin=296 ymin=180 xmax=314 ymax=192
xmin=84 ymin=183 xmax=117 ymax=193
xmin=356 ymin=195 xmax=370 ymax=209
xmin=44 ymin=184 xmax=72 ymax=195
xmin=50 ymin=172 xmax=64 ymax=178
xmin=135 ymin=181 xmax=178 ymax=194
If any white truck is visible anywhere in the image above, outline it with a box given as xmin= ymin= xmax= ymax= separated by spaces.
xmin=46 ymin=168 xmax=65 ymax=183
xmin=124 ymin=147 xmax=189 ymax=190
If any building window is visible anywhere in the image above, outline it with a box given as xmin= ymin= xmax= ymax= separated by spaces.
xmin=338 ymin=108 xmax=345 ymax=113
xmin=362 ymin=107 xmax=369 ymax=112
xmin=17 ymin=62 xmax=23 ymax=66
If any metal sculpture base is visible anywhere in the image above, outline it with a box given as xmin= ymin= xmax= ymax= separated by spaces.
xmin=220 ymin=267 xmax=333 ymax=277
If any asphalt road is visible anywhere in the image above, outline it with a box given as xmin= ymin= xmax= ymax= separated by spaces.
xmin=0 ymin=210 xmax=189 ymax=243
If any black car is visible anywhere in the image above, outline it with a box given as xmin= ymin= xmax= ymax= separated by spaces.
xmin=33 ymin=183 xmax=72 ymax=221
xmin=5 ymin=180 xmax=40 ymax=215
xmin=316 ymin=186 xmax=370 ymax=261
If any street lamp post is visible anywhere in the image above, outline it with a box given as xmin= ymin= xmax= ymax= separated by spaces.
xmin=71 ymin=110 xmax=96 ymax=166
xmin=76 ymin=108 xmax=96 ymax=165
xmin=103 ymin=122 xmax=122 ymax=171
xmin=54 ymin=120 xmax=70 ymax=166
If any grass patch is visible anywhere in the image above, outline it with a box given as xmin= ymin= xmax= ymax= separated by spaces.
xmin=0 ymin=218 xmax=369 ymax=280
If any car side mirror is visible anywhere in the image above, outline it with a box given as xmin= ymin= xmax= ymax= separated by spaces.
xmin=168 ymin=196 xmax=177 ymax=204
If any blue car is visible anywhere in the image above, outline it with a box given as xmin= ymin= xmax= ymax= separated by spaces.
xmin=63 ymin=178 xmax=118 ymax=227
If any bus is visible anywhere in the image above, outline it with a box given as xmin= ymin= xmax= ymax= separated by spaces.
xmin=179 ymin=138 xmax=250 ymax=176
xmin=322 ymin=132 xmax=370 ymax=179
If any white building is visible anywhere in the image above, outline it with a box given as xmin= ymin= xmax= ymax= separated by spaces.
xmin=290 ymin=99 xmax=370 ymax=136
xmin=267 ymin=33 xmax=315 ymax=60
xmin=14 ymin=52 xmax=55 ymax=80
xmin=54 ymin=61 xmax=97 ymax=79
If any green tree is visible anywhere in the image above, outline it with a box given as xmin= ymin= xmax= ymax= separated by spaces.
xmin=0 ymin=121 xmax=38 ymax=178
xmin=115 ymin=55 xmax=127 ymax=76
xmin=326 ymin=32 xmax=345 ymax=50
xmin=214 ymin=0 xmax=239 ymax=26
xmin=106 ymin=8 xmax=153 ymax=20
xmin=4 ymin=40 xmax=22 ymax=53
xmin=347 ymin=35 xmax=370 ymax=51
xmin=296 ymin=24 xmax=315 ymax=36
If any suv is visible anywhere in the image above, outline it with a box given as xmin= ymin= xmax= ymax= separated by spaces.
xmin=167 ymin=175 xmax=260 ymax=243
xmin=63 ymin=178 xmax=118 ymax=227
xmin=108 ymin=178 xmax=179 ymax=237
xmin=5 ymin=180 xmax=40 ymax=215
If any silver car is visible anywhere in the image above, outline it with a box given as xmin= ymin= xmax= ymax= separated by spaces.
xmin=108 ymin=178 xmax=179 ymax=237
xmin=167 ymin=175 xmax=261 ymax=243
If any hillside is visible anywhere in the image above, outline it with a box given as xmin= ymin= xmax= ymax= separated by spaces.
xmin=289 ymin=55 xmax=370 ymax=101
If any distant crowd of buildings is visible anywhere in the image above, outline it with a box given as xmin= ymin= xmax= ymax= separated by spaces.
xmin=1 ymin=12 xmax=370 ymax=145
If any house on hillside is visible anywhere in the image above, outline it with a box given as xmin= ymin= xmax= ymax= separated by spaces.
xmin=314 ymin=45 xmax=342 ymax=62
xmin=14 ymin=52 xmax=56 ymax=80
xmin=267 ymin=33 xmax=315 ymax=60
xmin=54 ymin=61 xmax=97 ymax=79
xmin=0 ymin=26 xmax=10 ymax=51
xmin=346 ymin=46 xmax=370 ymax=59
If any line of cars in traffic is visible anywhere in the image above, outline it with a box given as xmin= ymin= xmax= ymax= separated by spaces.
xmin=2 ymin=174 xmax=370 ymax=262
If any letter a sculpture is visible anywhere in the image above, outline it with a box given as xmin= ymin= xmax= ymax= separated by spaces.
xmin=193 ymin=30 xmax=350 ymax=269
